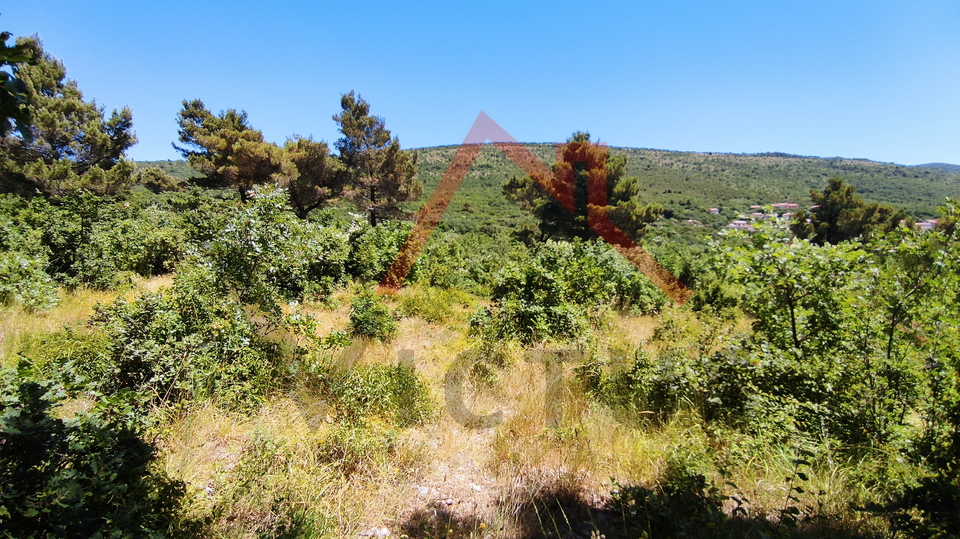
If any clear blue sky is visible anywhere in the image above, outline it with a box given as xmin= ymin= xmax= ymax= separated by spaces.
xmin=6 ymin=1 xmax=959 ymax=165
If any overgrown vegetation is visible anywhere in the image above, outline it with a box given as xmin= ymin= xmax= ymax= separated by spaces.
xmin=3 ymin=27 xmax=960 ymax=538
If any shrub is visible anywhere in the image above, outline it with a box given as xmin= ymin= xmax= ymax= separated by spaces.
xmin=346 ymin=219 xmax=412 ymax=282
xmin=28 ymin=269 xmax=287 ymax=411
xmin=74 ymin=204 xmax=188 ymax=288
xmin=0 ymin=369 xmax=194 ymax=537
xmin=0 ymin=250 xmax=58 ymax=311
xmin=325 ymin=363 xmax=434 ymax=427
xmin=610 ymin=467 xmax=731 ymax=539
xmin=203 ymin=186 xmax=348 ymax=317
xmin=472 ymin=239 xmax=671 ymax=344
xmin=348 ymin=291 xmax=397 ymax=341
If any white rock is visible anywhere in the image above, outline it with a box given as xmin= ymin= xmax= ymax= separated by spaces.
xmin=469 ymin=483 xmax=483 ymax=492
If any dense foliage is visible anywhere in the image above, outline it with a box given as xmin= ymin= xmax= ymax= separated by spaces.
xmin=0 ymin=370 xmax=193 ymax=537
xmin=0 ymin=37 xmax=136 ymax=197
xmin=3 ymin=29 xmax=960 ymax=537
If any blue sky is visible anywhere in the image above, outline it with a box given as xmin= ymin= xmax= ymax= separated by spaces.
xmin=6 ymin=1 xmax=959 ymax=165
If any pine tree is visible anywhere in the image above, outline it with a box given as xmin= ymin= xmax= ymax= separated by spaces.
xmin=0 ymin=30 xmax=35 ymax=140
xmin=283 ymin=136 xmax=343 ymax=219
xmin=0 ymin=37 xmax=136 ymax=197
xmin=791 ymin=177 xmax=908 ymax=244
xmin=333 ymin=91 xmax=420 ymax=226
xmin=174 ymin=99 xmax=290 ymax=202
xmin=503 ymin=131 xmax=661 ymax=241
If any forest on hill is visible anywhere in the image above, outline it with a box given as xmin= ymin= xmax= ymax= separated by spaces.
xmin=140 ymin=145 xmax=960 ymax=238
xmin=3 ymin=30 xmax=960 ymax=539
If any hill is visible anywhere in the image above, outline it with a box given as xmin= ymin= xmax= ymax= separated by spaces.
xmin=134 ymin=159 xmax=195 ymax=180
xmin=409 ymin=144 xmax=960 ymax=235
xmin=140 ymin=146 xmax=960 ymax=235
xmin=916 ymin=163 xmax=960 ymax=175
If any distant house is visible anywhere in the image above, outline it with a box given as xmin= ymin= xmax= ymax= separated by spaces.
xmin=750 ymin=212 xmax=767 ymax=220
xmin=782 ymin=212 xmax=794 ymax=220
xmin=749 ymin=205 xmax=763 ymax=209
xmin=772 ymin=202 xmax=799 ymax=210
xmin=917 ymin=219 xmax=938 ymax=232
xmin=727 ymin=220 xmax=755 ymax=231
xmin=708 ymin=207 xmax=720 ymax=214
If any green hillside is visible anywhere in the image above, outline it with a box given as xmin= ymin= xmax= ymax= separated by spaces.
xmin=407 ymin=144 xmax=960 ymax=235
xmin=142 ymin=146 xmax=960 ymax=235
xmin=134 ymin=159 xmax=195 ymax=180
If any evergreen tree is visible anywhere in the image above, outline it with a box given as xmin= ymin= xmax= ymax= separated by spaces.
xmin=0 ymin=30 xmax=35 ymax=140
xmin=283 ymin=136 xmax=343 ymax=218
xmin=791 ymin=177 xmax=908 ymax=244
xmin=0 ymin=37 xmax=136 ymax=197
xmin=503 ymin=131 xmax=662 ymax=241
xmin=174 ymin=99 xmax=290 ymax=202
xmin=333 ymin=91 xmax=420 ymax=226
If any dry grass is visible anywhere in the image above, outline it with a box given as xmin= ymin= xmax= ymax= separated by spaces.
xmin=5 ymin=281 xmax=888 ymax=537
xmin=0 ymin=288 xmax=114 ymax=366
xmin=0 ymin=275 xmax=181 ymax=366
xmin=151 ymin=299 xmax=885 ymax=537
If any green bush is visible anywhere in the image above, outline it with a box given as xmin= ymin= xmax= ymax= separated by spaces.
xmin=327 ymin=363 xmax=434 ymax=427
xmin=394 ymin=284 xmax=473 ymax=324
xmin=27 ymin=268 xmax=287 ymax=411
xmin=0 ymin=192 xmax=190 ymax=290
xmin=74 ymin=204 xmax=187 ymax=288
xmin=0 ymin=369 xmax=194 ymax=538
xmin=471 ymin=239 xmax=671 ymax=345
xmin=202 ymin=186 xmax=349 ymax=317
xmin=473 ymin=252 xmax=586 ymax=344
xmin=346 ymin=219 xmax=412 ymax=282
xmin=0 ymin=250 xmax=58 ymax=311
xmin=348 ymin=291 xmax=397 ymax=341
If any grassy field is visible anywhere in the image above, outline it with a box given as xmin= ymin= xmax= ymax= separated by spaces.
xmin=2 ymin=281 xmax=899 ymax=538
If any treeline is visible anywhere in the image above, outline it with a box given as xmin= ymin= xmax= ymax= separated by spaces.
xmin=0 ymin=36 xmax=420 ymax=229
xmin=4 ymin=29 xmax=960 ymax=538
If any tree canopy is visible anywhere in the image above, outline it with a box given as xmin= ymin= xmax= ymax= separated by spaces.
xmin=503 ymin=131 xmax=662 ymax=242
xmin=283 ymin=136 xmax=343 ymax=219
xmin=791 ymin=177 xmax=909 ymax=244
xmin=0 ymin=30 xmax=35 ymax=140
xmin=333 ymin=91 xmax=420 ymax=226
xmin=0 ymin=37 xmax=136 ymax=197
xmin=174 ymin=99 xmax=290 ymax=202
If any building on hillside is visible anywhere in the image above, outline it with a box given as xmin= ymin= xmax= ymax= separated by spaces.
xmin=916 ymin=219 xmax=938 ymax=232
xmin=772 ymin=202 xmax=799 ymax=210
xmin=727 ymin=220 xmax=755 ymax=231
xmin=709 ymin=207 xmax=720 ymax=214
